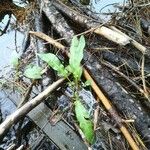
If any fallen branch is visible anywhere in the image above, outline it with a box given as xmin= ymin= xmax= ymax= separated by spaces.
xmin=0 ymin=78 xmax=65 ymax=139
xmin=42 ymin=0 xmax=74 ymax=43
xmin=53 ymin=0 xmax=147 ymax=54
xmin=110 ymin=26 xmax=147 ymax=54
xmin=29 ymin=31 xmax=140 ymax=150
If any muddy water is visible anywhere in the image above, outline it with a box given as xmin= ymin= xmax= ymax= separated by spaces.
xmin=0 ymin=14 xmax=24 ymax=149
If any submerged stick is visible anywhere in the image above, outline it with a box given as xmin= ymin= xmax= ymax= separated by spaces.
xmin=0 ymin=78 xmax=65 ymax=140
xmin=29 ymin=31 xmax=139 ymax=150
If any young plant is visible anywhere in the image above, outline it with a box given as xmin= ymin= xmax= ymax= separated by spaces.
xmin=75 ymin=99 xmax=95 ymax=144
xmin=38 ymin=53 xmax=68 ymax=77
xmin=68 ymin=36 xmax=85 ymax=83
xmin=24 ymin=35 xmax=95 ymax=144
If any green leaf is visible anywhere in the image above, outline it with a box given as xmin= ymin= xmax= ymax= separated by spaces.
xmin=69 ymin=35 xmax=85 ymax=80
xmin=84 ymin=80 xmax=92 ymax=87
xmin=75 ymin=100 xmax=95 ymax=144
xmin=10 ymin=51 xmax=20 ymax=68
xmin=38 ymin=53 xmax=68 ymax=77
xmin=11 ymin=56 xmax=19 ymax=68
xmin=24 ymin=65 xmax=42 ymax=79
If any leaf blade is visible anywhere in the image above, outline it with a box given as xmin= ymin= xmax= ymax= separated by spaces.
xmin=69 ymin=35 xmax=85 ymax=80
xmin=24 ymin=65 xmax=42 ymax=79
xmin=75 ymin=100 xmax=95 ymax=144
xmin=38 ymin=53 xmax=68 ymax=77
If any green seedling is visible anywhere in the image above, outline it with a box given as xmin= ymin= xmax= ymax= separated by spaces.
xmin=23 ymin=35 xmax=95 ymax=144
xmin=38 ymin=53 xmax=68 ymax=77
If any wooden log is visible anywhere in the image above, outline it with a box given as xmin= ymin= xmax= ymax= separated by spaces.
xmin=42 ymin=0 xmax=74 ymax=43
xmin=83 ymin=52 xmax=150 ymax=147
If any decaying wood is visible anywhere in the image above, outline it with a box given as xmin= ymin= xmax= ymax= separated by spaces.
xmin=110 ymin=26 xmax=147 ymax=54
xmin=42 ymin=0 xmax=74 ymax=43
xmin=29 ymin=31 xmax=140 ymax=150
xmin=52 ymin=0 xmax=147 ymax=54
xmin=0 ymin=78 xmax=65 ymax=140
xmin=100 ymin=50 xmax=150 ymax=74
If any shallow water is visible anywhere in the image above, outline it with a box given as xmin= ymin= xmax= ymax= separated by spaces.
xmin=91 ymin=0 xmax=127 ymax=22
xmin=0 ymin=14 xmax=24 ymax=116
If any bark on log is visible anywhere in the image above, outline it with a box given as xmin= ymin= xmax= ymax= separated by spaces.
xmin=42 ymin=0 xmax=74 ymax=43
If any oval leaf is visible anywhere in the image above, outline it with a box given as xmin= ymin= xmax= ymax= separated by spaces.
xmin=24 ymin=65 xmax=42 ymax=79
xmin=69 ymin=36 xmax=85 ymax=80
xmin=75 ymin=100 xmax=95 ymax=144
xmin=38 ymin=53 xmax=68 ymax=77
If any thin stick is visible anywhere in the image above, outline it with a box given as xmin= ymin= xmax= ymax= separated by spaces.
xmin=141 ymin=56 xmax=149 ymax=101
xmin=83 ymin=69 xmax=139 ymax=150
xmin=0 ymin=78 xmax=65 ymax=139
xmin=53 ymin=0 xmax=146 ymax=54
xmin=29 ymin=31 xmax=140 ymax=150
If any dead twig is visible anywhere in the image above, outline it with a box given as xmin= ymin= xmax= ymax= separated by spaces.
xmin=141 ymin=55 xmax=149 ymax=100
xmin=0 ymin=78 xmax=65 ymax=140
xmin=53 ymin=0 xmax=146 ymax=54
xmin=93 ymin=102 xmax=99 ymax=131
